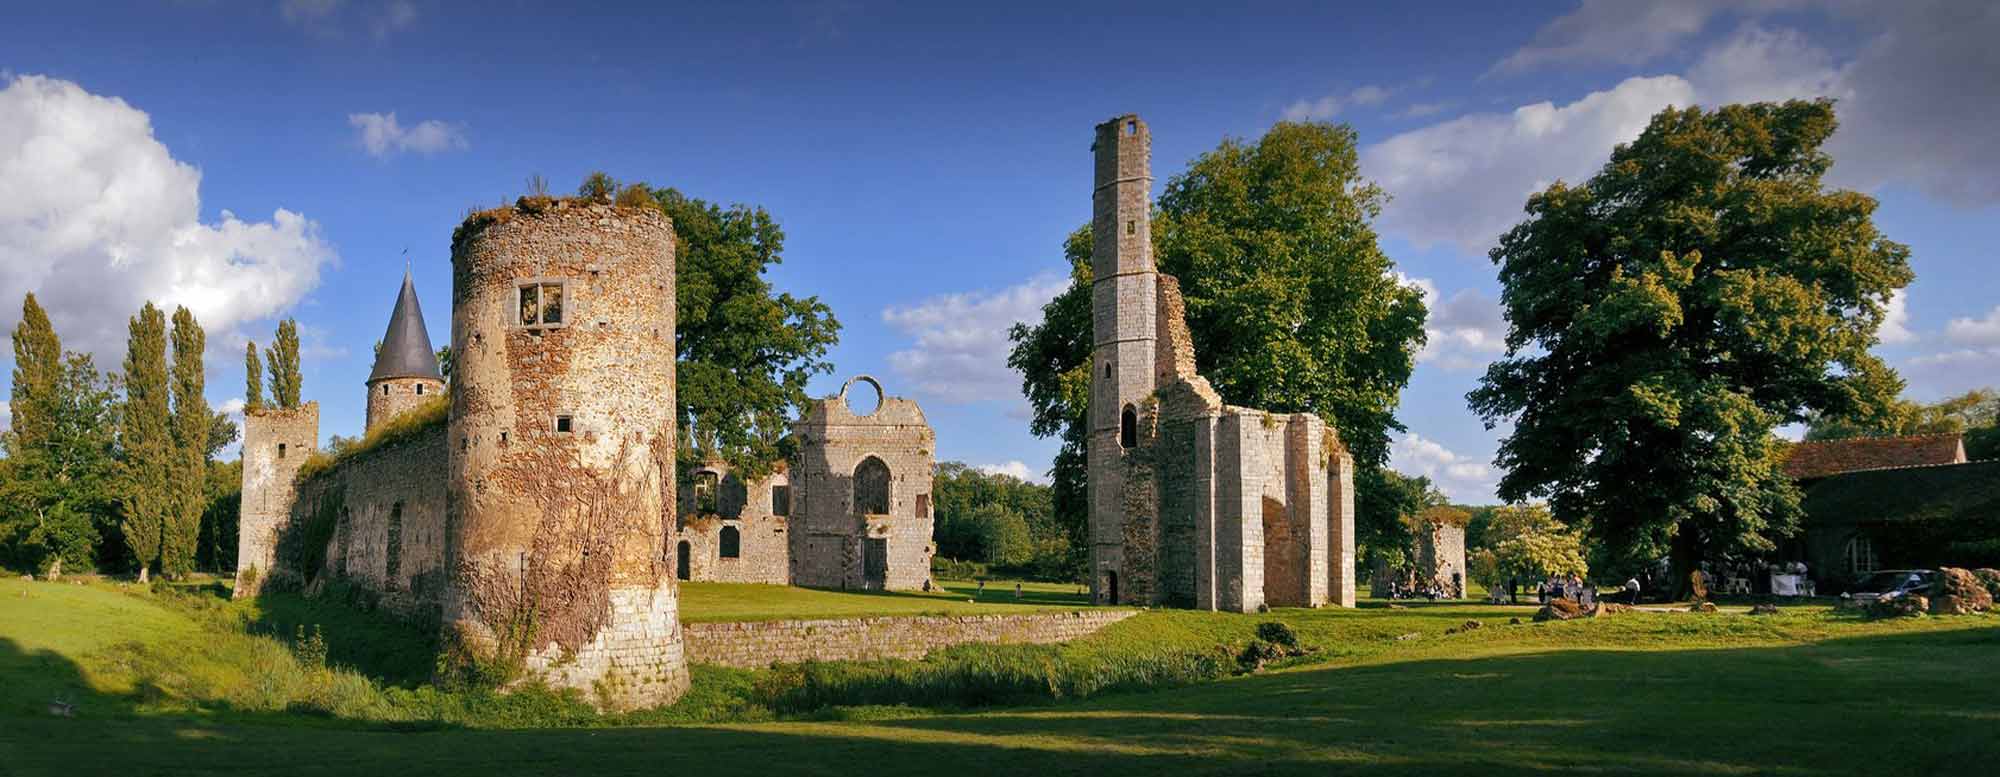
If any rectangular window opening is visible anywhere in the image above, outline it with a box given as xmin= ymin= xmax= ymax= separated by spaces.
xmin=518 ymin=281 xmax=567 ymax=328
xmin=1126 ymin=220 xmax=1135 ymax=235
xmin=554 ymin=415 xmax=573 ymax=434
xmin=277 ymin=443 xmax=287 ymax=459
xmin=772 ymin=485 xmax=791 ymax=517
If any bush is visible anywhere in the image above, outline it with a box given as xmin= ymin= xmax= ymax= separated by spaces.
xmin=1255 ymin=621 xmax=1299 ymax=649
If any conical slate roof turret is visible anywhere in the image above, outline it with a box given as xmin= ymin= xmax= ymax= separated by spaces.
xmin=369 ymin=269 xmax=443 ymax=382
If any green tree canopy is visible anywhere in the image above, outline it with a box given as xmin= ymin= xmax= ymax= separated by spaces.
xmin=165 ymin=306 xmax=209 ymax=577
xmin=120 ymin=303 xmax=173 ymax=581
xmin=265 ymin=318 xmax=302 ymax=409
xmin=1467 ymin=503 xmax=1589 ymax=591
xmin=650 ymin=185 xmax=840 ymax=480
xmin=2 ymin=298 xmax=119 ymax=576
xmin=1008 ymin=121 xmax=1429 ymax=565
xmin=1469 ymin=100 xmax=1914 ymax=586
xmin=10 ymin=293 xmax=61 ymax=450
xmin=243 ymin=340 xmax=264 ymax=412
xmin=1805 ymin=388 xmax=1997 ymax=442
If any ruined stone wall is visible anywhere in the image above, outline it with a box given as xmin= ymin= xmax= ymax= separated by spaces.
xmin=366 ymin=376 xmax=446 ymax=433
xmin=789 ymin=377 xmax=935 ymax=591
xmin=235 ymin=403 xmax=319 ymax=597
xmin=684 ymin=610 xmax=1137 ymax=668
xmin=675 ymin=463 xmax=791 ymax=584
xmin=445 ymin=200 xmax=685 ymax=710
xmin=290 ymin=423 xmax=450 ymax=620
xmin=1419 ymin=523 xmax=1468 ymax=596
xmin=1328 ymin=448 xmax=1357 ymax=607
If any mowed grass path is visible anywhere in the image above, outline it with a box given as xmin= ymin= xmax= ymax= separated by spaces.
xmin=678 ymin=579 xmax=1092 ymax=622
xmin=4 ymin=576 xmax=1998 ymax=776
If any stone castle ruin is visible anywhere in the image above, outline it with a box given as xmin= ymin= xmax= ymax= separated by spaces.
xmin=235 ymin=196 xmax=941 ymax=710
xmin=1087 ymin=114 xmax=1358 ymax=612
xmin=232 ymin=114 xmax=1356 ymax=710
xmin=675 ymin=375 xmax=938 ymax=591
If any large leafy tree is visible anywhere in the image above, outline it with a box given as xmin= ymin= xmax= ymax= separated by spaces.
xmin=165 ymin=306 xmax=209 ymax=577
xmin=1469 ymin=100 xmax=1914 ymax=590
xmin=1466 ymin=503 xmax=1589 ymax=598
xmin=2 ymin=297 xmax=119 ymax=576
xmin=120 ymin=303 xmax=174 ymax=582
xmin=649 ymin=184 xmax=841 ymax=480
xmin=264 ymin=318 xmax=302 ymax=409
xmin=1009 ymin=121 xmax=1429 ymax=566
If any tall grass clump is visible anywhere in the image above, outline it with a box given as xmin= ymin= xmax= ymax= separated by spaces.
xmin=752 ymin=639 xmax=1234 ymax=714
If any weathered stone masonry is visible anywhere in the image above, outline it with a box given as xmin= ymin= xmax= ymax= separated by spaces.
xmin=685 ymin=610 xmax=1136 ymax=668
xmin=1087 ymin=115 xmax=1358 ymax=613
xmin=238 ymin=200 xmax=692 ymax=711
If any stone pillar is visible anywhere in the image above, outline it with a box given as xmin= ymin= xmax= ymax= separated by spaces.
xmin=1328 ymin=449 xmax=1357 ymax=607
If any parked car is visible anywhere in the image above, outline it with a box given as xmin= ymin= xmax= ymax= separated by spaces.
xmin=1842 ymin=569 xmax=1936 ymax=604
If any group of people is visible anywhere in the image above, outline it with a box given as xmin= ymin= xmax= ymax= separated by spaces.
xmin=1386 ymin=568 xmax=1467 ymax=601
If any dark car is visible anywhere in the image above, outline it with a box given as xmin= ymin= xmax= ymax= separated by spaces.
xmin=1843 ymin=569 xmax=1936 ymax=604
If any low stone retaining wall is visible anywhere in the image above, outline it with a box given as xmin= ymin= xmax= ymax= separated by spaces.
xmin=683 ymin=609 xmax=1137 ymax=668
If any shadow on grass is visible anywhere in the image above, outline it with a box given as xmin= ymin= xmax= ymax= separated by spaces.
xmin=9 ymin=622 xmax=2000 ymax=776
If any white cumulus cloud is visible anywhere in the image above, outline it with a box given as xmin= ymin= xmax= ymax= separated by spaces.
xmin=1378 ymin=5 xmax=2000 ymax=254
xmin=1945 ymin=306 xmax=2000 ymax=347
xmin=976 ymin=460 xmax=1049 ymax=485
xmin=1401 ymin=275 xmax=1507 ymax=370
xmin=883 ymin=273 xmax=1070 ymax=404
xmin=348 ymin=112 xmax=467 ymax=158
xmin=1281 ymin=84 xmax=1391 ymax=122
xmin=0 ymin=74 xmax=335 ymax=363
xmin=1391 ymin=432 xmax=1498 ymax=504
xmin=1878 ymin=290 xmax=1915 ymax=345
xmin=0 ymin=400 xmax=11 ymax=435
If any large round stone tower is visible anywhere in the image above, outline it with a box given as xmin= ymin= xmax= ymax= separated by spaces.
xmin=365 ymin=269 xmax=446 ymax=432
xmin=444 ymin=199 xmax=686 ymax=710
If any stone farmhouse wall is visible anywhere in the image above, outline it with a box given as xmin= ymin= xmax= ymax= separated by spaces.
xmin=1086 ymin=114 xmax=1356 ymax=614
xmin=684 ymin=609 xmax=1136 ymax=668
xmin=290 ymin=423 xmax=451 ymax=621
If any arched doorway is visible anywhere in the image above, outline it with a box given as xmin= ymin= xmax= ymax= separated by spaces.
xmin=676 ymin=540 xmax=691 ymax=581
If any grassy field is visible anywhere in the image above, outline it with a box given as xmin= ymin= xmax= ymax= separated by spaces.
xmin=4 ymin=575 xmax=1998 ymax=776
xmin=679 ymin=579 xmax=1091 ymax=622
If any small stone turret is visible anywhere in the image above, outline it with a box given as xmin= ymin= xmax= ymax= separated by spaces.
xmin=365 ymin=269 xmax=445 ymax=432
xmin=444 ymin=199 xmax=685 ymax=710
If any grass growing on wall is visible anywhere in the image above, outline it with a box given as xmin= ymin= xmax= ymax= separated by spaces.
xmin=296 ymin=395 xmax=448 ymax=482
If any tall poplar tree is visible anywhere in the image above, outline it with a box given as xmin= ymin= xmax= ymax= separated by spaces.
xmin=244 ymin=340 xmax=264 ymax=412
xmin=265 ymin=318 xmax=302 ymax=409
xmin=10 ymin=294 xmax=61 ymax=451
xmin=120 ymin=303 xmax=173 ymax=582
xmin=165 ymin=306 xmax=209 ymax=577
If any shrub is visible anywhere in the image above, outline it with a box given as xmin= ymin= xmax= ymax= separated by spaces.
xmin=1255 ymin=621 xmax=1299 ymax=649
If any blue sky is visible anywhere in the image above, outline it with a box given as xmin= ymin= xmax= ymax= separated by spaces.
xmin=3 ymin=1 xmax=1996 ymax=501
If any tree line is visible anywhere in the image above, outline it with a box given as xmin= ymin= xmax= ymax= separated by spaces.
xmin=1 ymin=294 xmax=307 ymax=579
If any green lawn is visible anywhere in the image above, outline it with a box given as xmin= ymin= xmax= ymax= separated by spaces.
xmin=5 ymin=575 xmax=1998 ymax=776
xmin=678 ymin=579 xmax=1091 ymax=622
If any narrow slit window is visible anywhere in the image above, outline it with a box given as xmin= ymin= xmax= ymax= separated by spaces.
xmin=771 ymin=485 xmax=791 ymax=517
xmin=416 ymin=384 xmax=424 ymax=395
xmin=277 ymin=443 xmax=287 ymax=459
xmin=1126 ymin=220 xmax=1135 ymax=235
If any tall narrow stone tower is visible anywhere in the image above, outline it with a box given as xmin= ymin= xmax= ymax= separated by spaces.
xmin=444 ymin=200 xmax=687 ymax=710
xmin=1088 ymin=114 xmax=1158 ymax=605
xmin=365 ymin=269 xmax=445 ymax=432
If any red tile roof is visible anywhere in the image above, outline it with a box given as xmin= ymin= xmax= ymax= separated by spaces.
xmin=1782 ymin=433 xmax=1967 ymax=480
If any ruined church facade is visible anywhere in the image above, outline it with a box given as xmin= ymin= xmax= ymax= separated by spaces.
xmin=1087 ymin=115 xmax=1358 ymax=613
xmin=674 ymin=375 xmax=938 ymax=592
